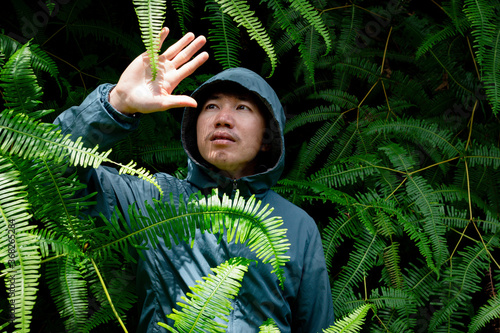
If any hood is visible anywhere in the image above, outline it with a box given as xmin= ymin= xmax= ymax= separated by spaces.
xmin=181 ymin=67 xmax=285 ymax=198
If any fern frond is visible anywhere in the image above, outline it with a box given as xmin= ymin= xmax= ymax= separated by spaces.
xmin=322 ymin=213 xmax=363 ymax=273
xmin=0 ymin=158 xmax=39 ymax=332
xmin=406 ymin=175 xmax=448 ymax=269
xmin=287 ymin=0 xmax=332 ymax=55
xmin=82 ymin=260 xmax=137 ymax=333
xmin=46 ymin=256 xmax=88 ymax=332
xmin=0 ymin=110 xmax=112 ymax=168
xmin=481 ymin=23 xmax=500 ymax=115
xmin=133 ymin=0 xmax=167 ymax=80
xmin=139 ymin=141 xmax=186 ymax=165
xmin=9 ymin=156 xmax=95 ymax=243
xmin=310 ymin=154 xmax=382 ymax=188
xmin=28 ymin=43 xmax=59 ymax=80
xmin=30 ymin=228 xmax=82 ymax=258
xmin=293 ymin=116 xmax=345 ymax=175
xmin=365 ymin=118 xmax=460 ymax=159
xmin=161 ymin=257 xmax=251 ymax=333
xmin=382 ymin=242 xmax=404 ymax=289
xmin=116 ymin=160 xmax=163 ymax=199
xmin=415 ymin=16 xmax=470 ymax=59
xmin=331 ymin=230 xmax=385 ymax=315
xmin=467 ymin=143 xmax=500 ymax=169
xmin=92 ymin=190 xmax=290 ymax=287
xmin=428 ymin=238 xmax=494 ymax=331
xmin=0 ymin=43 xmax=43 ymax=115
xmin=67 ymin=19 xmax=144 ymax=57
xmin=172 ymin=0 xmax=194 ymax=35
xmin=259 ymin=318 xmax=280 ymax=332
xmin=214 ymin=0 xmax=277 ymax=76
xmin=463 ymin=0 xmax=497 ymax=69
xmin=324 ymin=303 xmax=373 ymax=333
xmin=284 ymin=104 xmax=342 ymax=134
xmin=205 ymin=0 xmax=242 ymax=69
xmin=469 ymin=290 xmax=500 ymax=332
xmin=335 ymin=4 xmax=363 ymax=57
xmin=267 ymin=1 xmax=316 ymax=81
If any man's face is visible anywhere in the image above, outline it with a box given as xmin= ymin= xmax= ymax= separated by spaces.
xmin=196 ymin=91 xmax=269 ymax=179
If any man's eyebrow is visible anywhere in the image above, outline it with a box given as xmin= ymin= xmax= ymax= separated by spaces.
xmin=206 ymin=92 xmax=252 ymax=101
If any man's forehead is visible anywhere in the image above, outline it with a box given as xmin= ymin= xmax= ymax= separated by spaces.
xmin=205 ymin=91 xmax=255 ymax=101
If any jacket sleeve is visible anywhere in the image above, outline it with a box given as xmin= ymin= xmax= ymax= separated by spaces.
xmin=295 ymin=224 xmax=335 ymax=332
xmin=54 ymin=83 xmax=139 ymax=151
xmin=53 ymin=83 xmax=143 ymax=220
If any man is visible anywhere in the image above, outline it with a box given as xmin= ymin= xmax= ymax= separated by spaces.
xmin=55 ymin=27 xmax=334 ymax=332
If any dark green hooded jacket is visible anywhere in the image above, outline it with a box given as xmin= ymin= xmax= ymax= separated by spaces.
xmin=55 ymin=67 xmax=334 ymax=332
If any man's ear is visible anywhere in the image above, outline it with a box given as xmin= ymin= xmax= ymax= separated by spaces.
xmin=261 ymin=143 xmax=271 ymax=152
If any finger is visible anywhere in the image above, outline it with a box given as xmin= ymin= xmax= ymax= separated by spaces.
xmin=158 ymin=95 xmax=199 ymax=110
xmin=176 ymin=51 xmax=209 ymax=80
xmin=158 ymin=27 xmax=170 ymax=50
xmin=162 ymin=32 xmax=195 ymax=60
xmin=171 ymin=35 xmax=207 ymax=69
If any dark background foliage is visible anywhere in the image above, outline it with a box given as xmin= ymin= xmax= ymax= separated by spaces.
xmin=2 ymin=0 xmax=500 ymax=332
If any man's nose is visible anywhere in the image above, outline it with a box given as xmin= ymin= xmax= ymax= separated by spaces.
xmin=215 ymin=107 xmax=234 ymax=128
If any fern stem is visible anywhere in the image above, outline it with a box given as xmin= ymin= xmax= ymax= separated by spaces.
xmin=90 ymin=258 xmax=129 ymax=333
xmin=466 ymin=36 xmax=481 ymax=80
xmin=380 ymin=26 xmax=393 ymax=75
xmin=407 ymin=156 xmax=460 ymax=176
xmin=40 ymin=253 xmax=68 ymax=264
xmin=428 ymin=49 xmax=473 ymax=95
xmin=384 ymin=176 xmax=407 ymax=202
xmin=358 ymin=80 xmax=379 ymax=109
xmin=465 ymin=99 xmax=478 ymax=152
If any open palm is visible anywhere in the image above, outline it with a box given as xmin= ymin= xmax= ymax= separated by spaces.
xmin=109 ymin=27 xmax=209 ymax=114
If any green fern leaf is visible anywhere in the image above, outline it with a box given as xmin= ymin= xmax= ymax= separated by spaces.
xmin=214 ymin=0 xmax=277 ymax=76
xmin=0 ymin=158 xmax=39 ymax=332
xmin=82 ymin=260 xmax=137 ymax=333
xmin=415 ymin=16 xmax=470 ymax=59
xmin=287 ymin=0 xmax=332 ymax=55
xmin=259 ymin=318 xmax=280 ymax=332
xmin=0 ymin=110 xmax=112 ymax=168
xmin=267 ymin=1 xmax=317 ymax=81
xmin=161 ymin=257 xmax=251 ymax=333
xmin=46 ymin=257 xmax=88 ymax=332
xmin=0 ymin=43 xmax=43 ymax=115
xmin=324 ymin=303 xmax=374 ymax=333
xmin=428 ymin=239 xmax=494 ymax=331
xmin=406 ymin=175 xmax=448 ymax=269
xmin=481 ymin=23 xmax=500 ymax=115
xmin=116 ymin=159 xmax=163 ymax=199
xmin=172 ymin=0 xmax=194 ymax=35
xmin=92 ymin=190 xmax=290 ymax=288
xmin=331 ymin=230 xmax=385 ymax=314
xmin=133 ymin=0 xmax=167 ymax=80
xmin=139 ymin=141 xmax=186 ymax=165
xmin=205 ymin=0 xmax=242 ymax=69
xmin=469 ymin=291 xmax=500 ymax=332
xmin=463 ymin=0 xmax=497 ymax=68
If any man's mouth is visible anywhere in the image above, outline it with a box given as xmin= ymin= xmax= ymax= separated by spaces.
xmin=210 ymin=131 xmax=236 ymax=143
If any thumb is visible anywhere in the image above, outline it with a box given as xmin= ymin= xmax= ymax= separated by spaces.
xmin=157 ymin=95 xmax=198 ymax=111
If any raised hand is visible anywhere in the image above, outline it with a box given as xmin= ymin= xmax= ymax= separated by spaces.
xmin=109 ymin=27 xmax=209 ymax=115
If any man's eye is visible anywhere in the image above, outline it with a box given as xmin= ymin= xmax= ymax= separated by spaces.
xmin=205 ymin=104 xmax=217 ymax=109
xmin=237 ymin=105 xmax=251 ymax=111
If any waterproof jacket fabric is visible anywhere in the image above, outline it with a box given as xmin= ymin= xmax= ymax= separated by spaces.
xmin=54 ymin=67 xmax=334 ymax=332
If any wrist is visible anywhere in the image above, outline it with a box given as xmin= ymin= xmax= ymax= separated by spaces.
xmin=109 ymin=86 xmax=134 ymax=115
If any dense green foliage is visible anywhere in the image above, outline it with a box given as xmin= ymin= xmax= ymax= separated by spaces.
xmin=1 ymin=0 xmax=500 ymax=332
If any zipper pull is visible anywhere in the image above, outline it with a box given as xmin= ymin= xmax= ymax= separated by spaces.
xmin=232 ymin=179 xmax=238 ymax=191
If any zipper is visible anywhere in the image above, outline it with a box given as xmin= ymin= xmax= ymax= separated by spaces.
xmin=232 ymin=179 xmax=238 ymax=198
